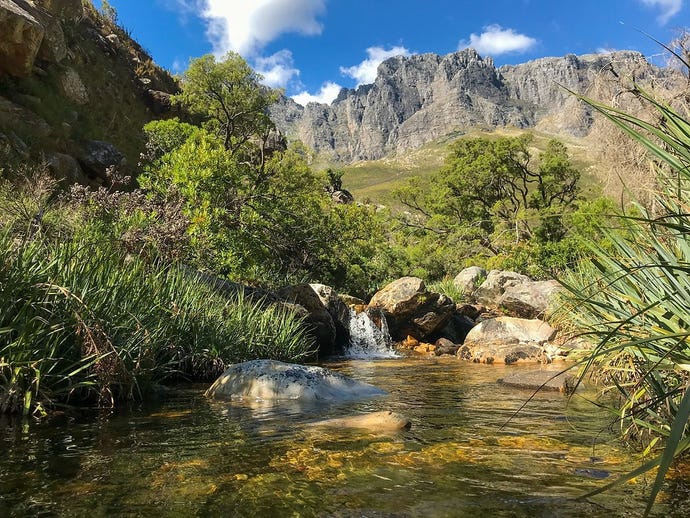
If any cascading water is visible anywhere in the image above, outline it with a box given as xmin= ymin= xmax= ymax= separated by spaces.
xmin=344 ymin=307 xmax=398 ymax=359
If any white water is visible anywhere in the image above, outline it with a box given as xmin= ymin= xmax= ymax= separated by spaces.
xmin=344 ymin=307 xmax=398 ymax=359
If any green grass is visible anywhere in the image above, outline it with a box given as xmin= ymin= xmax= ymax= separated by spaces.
xmin=0 ymin=233 xmax=315 ymax=416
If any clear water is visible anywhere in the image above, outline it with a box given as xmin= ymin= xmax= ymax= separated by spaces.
xmin=1 ymin=359 xmax=686 ymax=517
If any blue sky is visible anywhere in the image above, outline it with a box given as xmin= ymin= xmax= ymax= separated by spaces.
xmin=102 ymin=1 xmax=687 ymax=105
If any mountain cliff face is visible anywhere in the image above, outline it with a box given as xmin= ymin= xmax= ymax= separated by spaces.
xmin=271 ymin=49 xmax=676 ymax=162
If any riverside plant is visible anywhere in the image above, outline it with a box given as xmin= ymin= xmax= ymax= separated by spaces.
xmin=0 ymin=232 xmax=315 ymax=417
xmin=559 ymin=59 xmax=690 ymax=514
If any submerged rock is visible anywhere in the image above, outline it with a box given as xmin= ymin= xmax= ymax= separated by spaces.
xmin=205 ymin=360 xmax=387 ymax=403
xmin=498 ymin=368 xmax=579 ymax=393
xmin=308 ymin=410 xmax=411 ymax=431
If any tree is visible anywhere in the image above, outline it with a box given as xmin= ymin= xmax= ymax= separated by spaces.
xmin=393 ymin=135 xmax=582 ymax=273
xmin=174 ymin=53 xmax=278 ymax=156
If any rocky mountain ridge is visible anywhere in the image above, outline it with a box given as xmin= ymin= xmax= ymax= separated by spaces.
xmin=271 ymin=49 xmax=679 ymax=162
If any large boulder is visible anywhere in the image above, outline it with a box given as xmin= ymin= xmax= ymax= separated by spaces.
xmin=453 ymin=266 xmax=486 ymax=299
xmin=0 ymin=95 xmax=52 ymax=137
xmin=368 ymin=277 xmax=454 ymax=341
xmin=461 ymin=316 xmax=558 ymax=364
xmin=30 ymin=4 xmax=66 ymax=64
xmin=0 ymin=0 xmax=45 ymax=77
xmin=75 ymin=140 xmax=125 ymax=183
xmin=46 ymin=152 xmax=88 ymax=185
xmin=473 ymin=270 xmax=531 ymax=306
xmin=205 ymin=360 xmax=386 ymax=402
xmin=498 ymin=279 xmax=562 ymax=319
xmin=279 ymin=284 xmax=337 ymax=356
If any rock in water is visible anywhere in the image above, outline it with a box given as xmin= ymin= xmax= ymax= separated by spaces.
xmin=308 ymin=411 xmax=411 ymax=431
xmin=205 ymin=360 xmax=387 ymax=402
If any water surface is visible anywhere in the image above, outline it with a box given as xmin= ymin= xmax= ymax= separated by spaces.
xmin=0 ymin=359 xmax=682 ymax=517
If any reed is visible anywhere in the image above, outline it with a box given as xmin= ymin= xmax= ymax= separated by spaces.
xmin=559 ymin=68 xmax=690 ymax=514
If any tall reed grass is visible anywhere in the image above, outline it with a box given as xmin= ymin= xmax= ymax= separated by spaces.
xmin=0 ymin=233 xmax=315 ymax=416
xmin=559 ymin=65 xmax=690 ymax=514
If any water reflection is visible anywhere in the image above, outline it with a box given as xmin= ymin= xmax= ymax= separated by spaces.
xmin=0 ymin=359 xmax=675 ymax=517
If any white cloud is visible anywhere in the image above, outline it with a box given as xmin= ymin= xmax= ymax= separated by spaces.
xmin=460 ymin=25 xmax=537 ymax=56
xmin=639 ymin=0 xmax=683 ymax=24
xmin=340 ymin=46 xmax=411 ymax=86
xmin=254 ymin=50 xmax=300 ymax=88
xmin=292 ymin=82 xmax=343 ymax=106
xmin=189 ymin=0 xmax=326 ymax=56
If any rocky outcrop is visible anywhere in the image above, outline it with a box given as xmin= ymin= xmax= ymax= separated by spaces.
xmin=473 ymin=270 xmax=531 ymax=306
xmin=271 ymin=50 xmax=678 ymax=162
xmin=0 ymin=0 xmax=45 ymax=77
xmin=279 ymin=284 xmax=338 ymax=356
xmin=368 ymin=276 xmax=454 ymax=340
xmin=35 ymin=0 xmax=83 ymax=21
xmin=76 ymin=140 xmax=126 ymax=184
xmin=205 ymin=360 xmax=387 ymax=402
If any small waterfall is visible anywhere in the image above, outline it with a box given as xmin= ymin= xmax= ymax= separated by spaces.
xmin=344 ymin=307 xmax=398 ymax=359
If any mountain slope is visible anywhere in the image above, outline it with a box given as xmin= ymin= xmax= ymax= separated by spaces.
xmin=271 ymin=49 xmax=680 ymax=162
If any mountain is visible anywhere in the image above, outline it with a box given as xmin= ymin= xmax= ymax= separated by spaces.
xmin=271 ymin=49 xmax=679 ymax=162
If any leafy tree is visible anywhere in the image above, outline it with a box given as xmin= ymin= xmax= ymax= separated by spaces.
xmin=174 ymin=53 xmax=278 ymax=155
xmin=395 ymin=135 xmax=581 ymax=256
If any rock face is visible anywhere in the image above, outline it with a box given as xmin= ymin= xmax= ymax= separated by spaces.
xmin=368 ymin=277 xmax=454 ymax=340
xmin=205 ymin=360 xmax=387 ymax=402
xmin=0 ymin=0 xmax=45 ymax=77
xmin=271 ymin=50 xmax=677 ymax=162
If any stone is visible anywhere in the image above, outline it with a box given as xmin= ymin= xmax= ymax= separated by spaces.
xmin=339 ymin=294 xmax=366 ymax=307
xmin=308 ymin=411 xmax=411 ymax=431
xmin=0 ymin=0 xmax=45 ymax=77
xmin=498 ymin=368 xmax=580 ymax=394
xmin=462 ymin=316 xmax=558 ymax=364
xmin=498 ymin=279 xmax=562 ymax=319
xmin=32 ymin=6 xmax=66 ymax=64
xmin=368 ymin=277 xmax=454 ymax=341
xmin=453 ymin=266 xmax=486 ymax=299
xmin=205 ymin=360 xmax=387 ymax=402
xmin=434 ymin=338 xmax=459 ymax=356
xmin=46 ymin=152 xmax=87 ymax=185
xmin=309 ymin=283 xmax=351 ymax=347
xmin=464 ymin=316 xmax=557 ymax=346
xmin=75 ymin=140 xmax=126 ymax=182
xmin=0 ymin=95 xmax=51 ymax=138
xmin=145 ymin=89 xmax=174 ymax=115
xmin=331 ymin=189 xmax=354 ymax=204
xmin=279 ymin=284 xmax=337 ymax=356
xmin=413 ymin=343 xmax=436 ymax=355
xmin=474 ymin=270 xmax=531 ymax=307
xmin=433 ymin=313 xmax=475 ymax=344
xmin=58 ymin=66 xmax=89 ymax=104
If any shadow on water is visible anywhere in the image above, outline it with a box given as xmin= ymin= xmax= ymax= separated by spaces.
xmin=0 ymin=358 xmax=681 ymax=517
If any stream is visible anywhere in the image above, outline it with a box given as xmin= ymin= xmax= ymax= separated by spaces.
xmin=2 ymin=357 xmax=687 ymax=517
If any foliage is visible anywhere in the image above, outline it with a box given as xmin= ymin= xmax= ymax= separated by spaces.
xmin=173 ymin=53 xmax=277 ymax=153
xmin=390 ymin=135 xmax=588 ymax=279
xmin=0 ymin=231 xmax=315 ymax=417
xmin=558 ymin=79 xmax=690 ymax=514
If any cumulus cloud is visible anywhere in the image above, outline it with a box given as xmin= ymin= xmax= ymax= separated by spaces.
xmin=639 ymin=0 xmax=683 ymax=24
xmin=292 ymin=82 xmax=343 ymax=106
xmin=190 ymin=0 xmax=326 ymax=56
xmin=254 ymin=50 xmax=300 ymax=88
xmin=340 ymin=46 xmax=411 ymax=86
xmin=460 ymin=25 xmax=537 ymax=56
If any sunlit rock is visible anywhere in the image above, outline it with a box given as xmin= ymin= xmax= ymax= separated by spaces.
xmin=308 ymin=410 xmax=411 ymax=431
xmin=205 ymin=360 xmax=387 ymax=403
